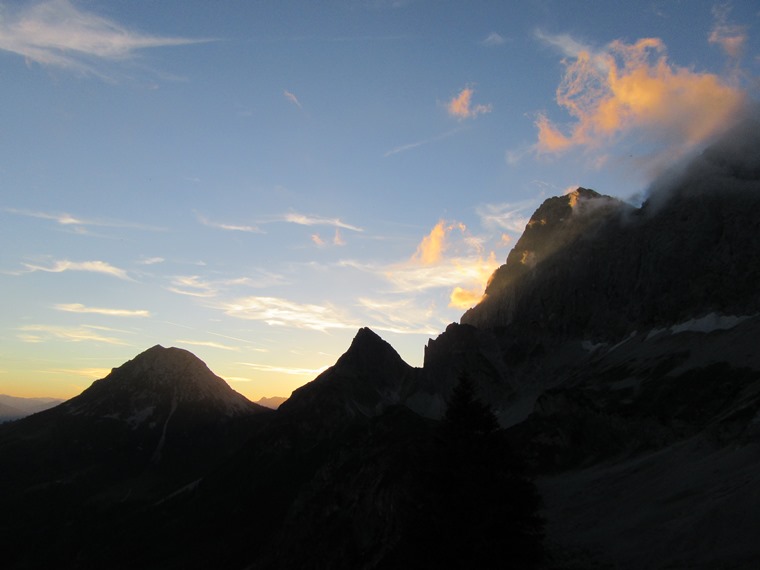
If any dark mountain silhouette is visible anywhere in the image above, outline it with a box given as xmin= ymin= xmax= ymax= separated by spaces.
xmin=0 ymin=345 xmax=268 ymax=569
xmin=256 ymin=395 xmax=287 ymax=409
xmin=3 ymin=116 xmax=760 ymax=569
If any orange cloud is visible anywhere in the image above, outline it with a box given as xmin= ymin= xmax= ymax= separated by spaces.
xmin=536 ymin=36 xmax=746 ymax=156
xmin=449 ymin=286 xmax=483 ymax=310
xmin=411 ymin=220 xmax=447 ymax=265
xmin=386 ymin=221 xmax=501 ymax=311
xmin=447 ymin=87 xmax=492 ymax=120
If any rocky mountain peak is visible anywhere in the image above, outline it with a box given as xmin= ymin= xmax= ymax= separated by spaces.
xmin=58 ymin=345 xmax=261 ymax=422
xmin=279 ymin=328 xmax=418 ymax=423
xmin=462 ymin=188 xmax=628 ymax=331
xmin=336 ymin=327 xmax=405 ymax=369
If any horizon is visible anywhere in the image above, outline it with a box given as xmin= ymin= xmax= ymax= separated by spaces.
xmin=1 ymin=0 xmax=758 ymax=401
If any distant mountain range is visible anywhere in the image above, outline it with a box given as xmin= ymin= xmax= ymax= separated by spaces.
xmin=0 ymin=394 xmax=63 ymax=422
xmin=2 ymin=117 xmax=759 ymax=569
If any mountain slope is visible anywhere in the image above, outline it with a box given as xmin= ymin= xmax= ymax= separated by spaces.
xmin=0 ymin=345 xmax=268 ymax=570
xmin=449 ymin=118 xmax=760 ymax=568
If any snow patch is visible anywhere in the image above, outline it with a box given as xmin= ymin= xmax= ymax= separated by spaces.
xmin=582 ymin=340 xmax=606 ymax=352
xmin=151 ymin=395 xmax=178 ymax=464
xmin=669 ymin=313 xmax=751 ymax=335
xmin=127 ymin=405 xmax=155 ymax=428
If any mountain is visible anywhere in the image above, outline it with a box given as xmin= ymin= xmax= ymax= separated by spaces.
xmin=452 ymin=120 xmax=760 ymax=568
xmin=256 ymin=396 xmax=288 ymax=409
xmin=0 ymin=345 xmax=268 ymax=569
xmin=0 ymin=394 xmax=63 ymax=422
xmin=279 ymin=328 xmax=420 ymax=427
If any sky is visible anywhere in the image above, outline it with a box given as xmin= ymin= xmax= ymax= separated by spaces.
xmin=1 ymin=0 xmax=758 ymax=401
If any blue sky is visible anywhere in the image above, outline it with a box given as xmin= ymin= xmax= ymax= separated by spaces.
xmin=1 ymin=0 xmax=758 ymax=400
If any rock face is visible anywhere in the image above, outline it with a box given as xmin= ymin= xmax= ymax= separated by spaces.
xmin=280 ymin=328 xmax=419 ymax=428
xmin=449 ymin=118 xmax=760 ymax=569
xmin=59 ymin=344 xmax=259 ymax=424
xmin=463 ymin=184 xmax=760 ymax=341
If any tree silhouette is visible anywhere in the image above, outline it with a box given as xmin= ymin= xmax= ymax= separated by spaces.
xmin=383 ymin=374 xmax=544 ymax=569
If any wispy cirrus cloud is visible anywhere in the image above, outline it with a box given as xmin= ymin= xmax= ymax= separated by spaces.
xmin=54 ymin=303 xmax=150 ymax=317
xmin=44 ymin=367 xmax=111 ymax=380
xmin=220 ymin=296 xmax=358 ymax=332
xmin=283 ymin=89 xmax=303 ymax=109
xmin=357 ymin=297 xmax=442 ymax=335
xmin=165 ymin=271 xmax=289 ymax=299
xmin=18 ymin=324 xmax=130 ymax=345
xmin=138 ymin=256 xmax=165 ymax=265
xmin=709 ymin=4 xmax=746 ymax=59
xmin=197 ymin=213 xmax=265 ymax=234
xmin=533 ymin=31 xmax=746 ymax=163
xmin=5 ymin=208 xmax=165 ymax=232
xmin=0 ymin=0 xmax=209 ymax=77
xmin=481 ymin=32 xmax=506 ymax=46
xmin=283 ymin=213 xmax=363 ymax=232
xmin=19 ymin=259 xmax=131 ymax=280
xmin=476 ymin=200 xmax=535 ymax=234
xmin=167 ymin=275 xmax=218 ymax=298
xmin=447 ymin=86 xmax=492 ymax=120
xmin=384 ymin=128 xmax=462 ymax=157
xmin=175 ymin=339 xmax=240 ymax=351
xmin=238 ymin=361 xmax=330 ymax=377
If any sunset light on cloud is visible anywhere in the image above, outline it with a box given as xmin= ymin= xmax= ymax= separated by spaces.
xmin=534 ymin=20 xmax=748 ymax=165
xmin=447 ymin=87 xmax=492 ymax=120
xmin=0 ymin=0 xmax=757 ymax=401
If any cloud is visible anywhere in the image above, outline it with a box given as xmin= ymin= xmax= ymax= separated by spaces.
xmin=284 ymin=89 xmax=303 ymax=109
xmin=411 ymin=220 xmax=450 ymax=265
xmin=220 ymin=296 xmax=358 ymax=332
xmin=534 ymin=32 xmax=747 ymax=160
xmin=238 ymin=362 xmax=329 ymax=377
xmin=476 ymin=200 xmax=535 ymax=234
xmin=197 ymin=213 xmax=264 ymax=233
xmin=47 ymin=367 xmax=111 ymax=379
xmin=447 ymin=87 xmax=492 ymax=120
xmin=481 ymin=32 xmax=506 ymax=46
xmin=167 ymin=275 xmax=217 ymax=298
xmin=283 ymin=212 xmax=363 ymax=232
xmin=384 ymin=221 xmax=501 ymax=309
xmin=166 ymin=272 xmax=288 ymax=299
xmin=21 ymin=259 xmax=130 ymax=280
xmin=709 ymin=4 xmax=747 ymax=58
xmin=54 ymin=303 xmax=150 ymax=317
xmin=138 ymin=256 xmax=165 ymax=265
xmin=356 ymin=297 xmax=442 ymax=335
xmin=6 ymin=208 xmax=165 ymax=231
xmin=311 ymin=233 xmax=326 ymax=247
xmin=18 ymin=324 xmax=129 ymax=345
xmin=449 ymin=286 xmax=485 ymax=310
xmin=0 ymin=0 xmax=208 ymax=76
xmin=175 ymin=339 xmax=240 ymax=351
xmin=384 ymin=128 xmax=461 ymax=157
